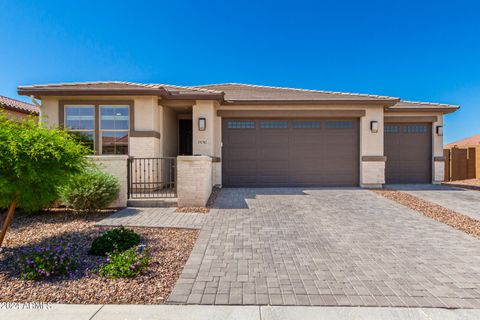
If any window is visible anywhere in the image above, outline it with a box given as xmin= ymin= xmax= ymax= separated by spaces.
xmin=63 ymin=103 xmax=130 ymax=155
xmin=384 ymin=124 xmax=400 ymax=133
xmin=227 ymin=120 xmax=255 ymax=129
xmin=325 ymin=121 xmax=354 ymax=129
xmin=64 ymin=105 xmax=95 ymax=151
xmin=260 ymin=120 xmax=288 ymax=129
xmin=293 ymin=120 xmax=320 ymax=129
xmin=404 ymin=124 xmax=428 ymax=133
xmin=100 ymin=106 xmax=129 ymax=154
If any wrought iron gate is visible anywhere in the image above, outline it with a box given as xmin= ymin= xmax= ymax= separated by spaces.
xmin=128 ymin=157 xmax=177 ymax=198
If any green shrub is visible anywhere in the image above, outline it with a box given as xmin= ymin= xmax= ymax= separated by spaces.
xmin=99 ymin=246 xmax=149 ymax=278
xmin=59 ymin=168 xmax=119 ymax=212
xmin=17 ymin=244 xmax=76 ymax=280
xmin=90 ymin=226 xmax=140 ymax=256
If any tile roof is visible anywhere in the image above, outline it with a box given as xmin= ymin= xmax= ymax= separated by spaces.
xmin=445 ymin=134 xmax=480 ymax=148
xmin=0 ymin=95 xmax=39 ymax=115
xmin=195 ymin=83 xmax=399 ymax=102
xmin=17 ymin=81 xmax=223 ymax=98
xmin=17 ymin=81 xmax=460 ymax=111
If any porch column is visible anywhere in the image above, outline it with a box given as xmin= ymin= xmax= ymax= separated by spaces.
xmin=433 ymin=115 xmax=445 ymax=183
xmin=192 ymin=100 xmax=218 ymax=156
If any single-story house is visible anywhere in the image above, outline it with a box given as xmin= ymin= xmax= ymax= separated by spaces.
xmin=0 ymin=95 xmax=39 ymax=120
xmin=17 ymin=82 xmax=458 ymax=207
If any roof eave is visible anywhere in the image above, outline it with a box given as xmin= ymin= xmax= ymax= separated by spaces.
xmin=386 ymin=107 xmax=460 ymax=114
xmin=17 ymin=88 xmax=170 ymax=97
xmin=17 ymin=88 xmax=225 ymax=101
xmin=163 ymin=93 xmax=224 ymax=101
xmin=224 ymin=99 xmax=399 ymax=106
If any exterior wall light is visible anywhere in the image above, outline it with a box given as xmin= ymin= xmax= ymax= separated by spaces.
xmin=436 ymin=125 xmax=443 ymax=136
xmin=198 ymin=117 xmax=206 ymax=131
xmin=370 ymin=121 xmax=379 ymax=133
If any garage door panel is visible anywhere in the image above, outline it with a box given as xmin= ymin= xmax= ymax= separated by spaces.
xmin=227 ymin=134 xmax=256 ymax=144
xmin=227 ymin=148 xmax=258 ymax=160
xmin=259 ymin=175 xmax=290 ymax=184
xmin=385 ymin=123 xmax=432 ymax=184
xmin=260 ymin=135 xmax=289 ymax=145
xmin=222 ymin=118 xmax=359 ymax=187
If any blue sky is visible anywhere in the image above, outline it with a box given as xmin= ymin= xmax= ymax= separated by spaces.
xmin=0 ymin=0 xmax=478 ymax=144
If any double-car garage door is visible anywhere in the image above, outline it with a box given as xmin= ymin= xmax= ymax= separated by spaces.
xmin=222 ymin=118 xmax=359 ymax=187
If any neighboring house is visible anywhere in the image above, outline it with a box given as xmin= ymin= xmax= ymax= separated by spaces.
xmin=445 ymin=134 xmax=480 ymax=149
xmin=0 ymin=95 xmax=39 ymax=120
xmin=17 ymin=82 xmax=458 ymax=206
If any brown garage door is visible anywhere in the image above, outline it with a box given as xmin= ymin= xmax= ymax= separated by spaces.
xmin=222 ymin=119 xmax=359 ymax=187
xmin=384 ymin=123 xmax=432 ymax=184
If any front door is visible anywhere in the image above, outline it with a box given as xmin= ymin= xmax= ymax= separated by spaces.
xmin=178 ymin=119 xmax=193 ymax=155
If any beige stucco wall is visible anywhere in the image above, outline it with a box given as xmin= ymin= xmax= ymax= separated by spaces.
xmin=88 ymin=155 xmax=128 ymax=208
xmin=177 ymin=156 xmax=213 ymax=207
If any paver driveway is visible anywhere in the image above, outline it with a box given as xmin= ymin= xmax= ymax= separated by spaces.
xmin=168 ymin=188 xmax=480 ymax=308
xmin=386 ymin=184 xmax=480 ymax=221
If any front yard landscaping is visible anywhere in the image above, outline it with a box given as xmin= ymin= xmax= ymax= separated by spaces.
xmin=0 ymin=210 xmax=198 ymax=304
xmin=374 ymin=190 xmax=480 ymax=239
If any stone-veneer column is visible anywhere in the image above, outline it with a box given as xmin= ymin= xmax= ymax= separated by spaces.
xmin=88 ymin=155 xmax=128 ymax=208
xmin=177 ymin=156 xmax=213 ymax=207
xmin=361 ymin=157 xmax=386 ymax=188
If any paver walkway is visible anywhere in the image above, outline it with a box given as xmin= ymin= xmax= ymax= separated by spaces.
xmin=168 ymin=188 xmax=480 ymax=308
xmin=386 ymin=184 xmax=480 ymax=221
xmin=97 ymin=207 xmax=207 ymax=229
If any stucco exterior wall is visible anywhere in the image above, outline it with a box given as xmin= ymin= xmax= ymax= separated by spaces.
xmin=88 ymin=155 xmax=128 ymax=208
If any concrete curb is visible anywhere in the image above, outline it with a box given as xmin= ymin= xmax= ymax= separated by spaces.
xmin=1 ymin=304 xmax=480 ymax=320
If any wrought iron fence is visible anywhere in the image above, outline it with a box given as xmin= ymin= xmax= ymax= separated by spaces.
xmin=128 ymin=157 xmax=177 ymax=198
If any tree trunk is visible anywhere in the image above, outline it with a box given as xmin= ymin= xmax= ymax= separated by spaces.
xmin=0 ymin=200 xmax=17 ymax=247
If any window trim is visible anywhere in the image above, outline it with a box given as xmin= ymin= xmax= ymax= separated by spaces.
xmin=60 ymin=100 xmax=134 ymax=155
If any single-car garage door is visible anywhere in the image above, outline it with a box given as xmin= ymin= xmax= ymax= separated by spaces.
xmin=222 ymin=118 xmax=359 ymax=187
xmin=384 ymin=123 xmax=432 ymax=184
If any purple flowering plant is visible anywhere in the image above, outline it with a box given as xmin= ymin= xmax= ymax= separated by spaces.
xmin=17 ymin=244 xmax=76 ymax=280
xmin=98 ymin=245 xmax=150 ymax=278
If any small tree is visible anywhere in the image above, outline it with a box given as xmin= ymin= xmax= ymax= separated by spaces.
xmin=0 ymin=114 xmax=89 ymax=247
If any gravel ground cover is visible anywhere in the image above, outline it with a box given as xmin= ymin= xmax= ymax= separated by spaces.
xmin=0 ymin=210 xmax=198 ymax=304
xmin=374 ymin=190 xmax=480 ymax=239
xmin=443 ymin=179 xmax=480 ymax=190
